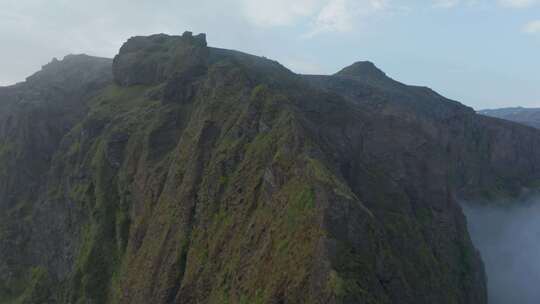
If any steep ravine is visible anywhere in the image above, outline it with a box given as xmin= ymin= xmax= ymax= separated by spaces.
xmin=1 ymin=32 xmax=540 ymax=304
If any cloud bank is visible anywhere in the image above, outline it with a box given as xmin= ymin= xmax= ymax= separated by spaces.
xmin=433 ymin=0 xmax=539 ymax=8
xmin=463 ymin=196 xmax=540 ymax=304
xmin=499 ymin=0 xmax=539 ymax=8
xmin=523 ymin=20 xmax=540 ymax=34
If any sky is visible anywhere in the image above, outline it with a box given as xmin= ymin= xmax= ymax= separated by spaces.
xmin=0 ymin=0 xmax=539 ymax=109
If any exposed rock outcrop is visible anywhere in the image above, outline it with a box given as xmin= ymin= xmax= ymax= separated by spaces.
xmin=113 ymin=32 xmax=208 ymax=87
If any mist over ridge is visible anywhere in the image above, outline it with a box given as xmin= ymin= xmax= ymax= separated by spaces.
xmin=463 ymin=194 xmax=540 ymax=304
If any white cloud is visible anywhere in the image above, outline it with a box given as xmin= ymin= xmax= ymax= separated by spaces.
xmin=523 ymin=20 xmax=540 ymax=34
xmin=310 ymin=0 xmax=354 ymax=34
xmin=432 ymin=0 xmax=482 ymax=8
xmin=432 ymin=0 xmax=540 ymax=8
xmin=240 ymin=0 xmax=322 ymax=27
xmin=498 ymin=0 xmax=538 ymax=8
xmin=433 ymin=0 xmax=461 ymax=8
xmin=239 ymin=0 xmax=393 ymax=36
xmin=306 ymin=0 xmax=391 ymax=36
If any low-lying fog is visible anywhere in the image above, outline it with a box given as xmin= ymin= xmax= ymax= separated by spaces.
xmin=463 ymin=195 xmax=540 ymax=304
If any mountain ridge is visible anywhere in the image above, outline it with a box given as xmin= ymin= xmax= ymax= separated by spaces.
xmin=1 ymin=31 xmax=540 ymax=304
xmin=479 ymin=107 xmax=540 ymax=129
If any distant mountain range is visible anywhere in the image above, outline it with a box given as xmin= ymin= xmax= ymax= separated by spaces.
xmin=479 ymin=107 xmax=540 ymax=129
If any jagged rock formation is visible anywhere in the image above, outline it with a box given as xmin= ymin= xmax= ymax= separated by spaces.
xmin=479 ymin=107 xmax=540 ymax=129
xmin=1 ymin=32 xmax=540 ymax=304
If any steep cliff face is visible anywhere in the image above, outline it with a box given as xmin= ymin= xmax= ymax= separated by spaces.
xmin=0 ymin=54 xmax=112 ymax=302
xmin=1 ymin=32 xmax=540 ymax=304
xmin=479 ymin=107 xmax=540 ymax=129
xmin=305 ymin=64 xmax=540 ymax=199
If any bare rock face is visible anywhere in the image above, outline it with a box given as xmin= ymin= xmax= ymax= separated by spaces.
xmin=2 ymin=33 xmax=540 ymax=304
xmin=112 ymin=31 xmax=208 ymax=87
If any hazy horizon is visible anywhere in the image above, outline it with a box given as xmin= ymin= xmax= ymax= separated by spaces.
xmin=1 ymin=0 xmax=539 ymax=109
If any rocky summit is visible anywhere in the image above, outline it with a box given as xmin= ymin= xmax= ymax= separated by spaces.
xmin=1 ymin=32 xmax=540 ymax=304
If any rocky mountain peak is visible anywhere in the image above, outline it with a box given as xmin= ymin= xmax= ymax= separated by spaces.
xmin=113 ymin=32 xmax=209 ymax=86
xmin=25 ymin=54 xmax=111 ymax=86
xmin=334 ymin=60 xmax=387 ymax=80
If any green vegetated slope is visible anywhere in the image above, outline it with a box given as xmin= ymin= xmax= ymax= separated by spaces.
xmin=1 ymin=32 xmax=540 ymax=304
xmin=0 ymin=54 xmax=112 ymax=303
